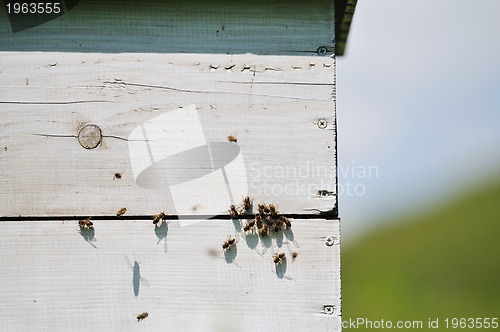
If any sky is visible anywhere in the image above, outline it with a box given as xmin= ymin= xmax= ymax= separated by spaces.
xmin=336 ymin=0 xmax=500 ymax=242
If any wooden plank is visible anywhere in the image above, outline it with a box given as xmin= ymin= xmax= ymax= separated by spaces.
xmin=0 ymin=0 xmax=334 ymax=56
xmin=0 ymin=52 xmax=337 ymax=217
xmin=0 ymin=218 xmax=341 ymax=331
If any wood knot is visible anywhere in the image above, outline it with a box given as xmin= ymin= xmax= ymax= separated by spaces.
xmin=78 ymin=124 xmax=102 ymax=149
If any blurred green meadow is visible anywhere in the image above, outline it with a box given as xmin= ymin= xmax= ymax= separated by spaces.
xmin=341 ymin=176 xmax=500 ymax=331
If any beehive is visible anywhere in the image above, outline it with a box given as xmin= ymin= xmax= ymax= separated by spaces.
xmin=0 ymin=1 xmax=356 ymax=330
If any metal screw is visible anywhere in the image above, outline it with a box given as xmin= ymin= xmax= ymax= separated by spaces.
xmin=317 ymin=190 xmax=335 ymax=197
xmin=317 ymin=119 xmax=327 ymax=129
xmin=317 ymin=46 xmax=328 ymax=56
xmin=323 ymin=305 xmax=335 ymax=315
xmin=77 ymin=124 xmax=102 ymax=149
xmin=325 ymin=237 xmax=334 ymax=246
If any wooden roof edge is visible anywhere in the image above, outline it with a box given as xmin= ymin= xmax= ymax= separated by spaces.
xmin=335 ymin=0 xmax=358 ymax=56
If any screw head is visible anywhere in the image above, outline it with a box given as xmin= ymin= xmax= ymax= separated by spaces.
xmin=317 ymin=190 xmax=336 ymax=198
xmin=325 ymin=237 xmax=335 ymax=246
xmin=317 ymin=46 xmax=328 ymax=56
xmin=78 ymin=124 xmax=102 ymax=149
xmin=317 ymin=119 xmax=327 ymax=129
xmin=323 ymin=305 xmax=335 ymax=315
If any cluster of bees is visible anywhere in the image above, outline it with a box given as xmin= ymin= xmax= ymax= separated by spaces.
xmin=253 ymin=203 xmax=292 ymax=236
xmin=223 ymin=197 xmax=297 ymax=265
xmin=230 ymin=198 xmax=292 ymax=237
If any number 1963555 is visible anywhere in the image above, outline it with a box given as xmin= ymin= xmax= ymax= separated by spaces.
xmin=6 ymin=2 xmax=62 ymax=14
xmin=444 ymin=318 xmax=499 ymax=329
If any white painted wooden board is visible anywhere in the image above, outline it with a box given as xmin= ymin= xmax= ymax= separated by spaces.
xmin=0 ymin=0 xmax=334 ymax=56
xmin=0 ymin=52 xmax=337 ymax=217
xmin=0 ymin=218 xmax=340 ymax=331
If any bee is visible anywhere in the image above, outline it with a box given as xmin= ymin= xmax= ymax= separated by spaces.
xmin=243 ymin=219 xmax=255 ymax=233
xmin=222 ymin=236 xmax=236 ymax=250
xmin=228 ymin=204 xmax=239 ymax=218
xmin=269 ymin=203 xmax=278 ymax=216
xmin=272 ymin=221 xmax=281 ymax=233
xmin=78 ymin=218 xmax=93 ymax=229
xmin=254 ymin=214 xmax=263 ymax=229
xmin=279 ymin=216 xmax=292 ymax=229
xmin=153 ymin=212 xmax=165 ymax=226
xmin=264 ymin=215 xmax=274 ymax=225
xmin=113 ymin=172 xmax=122 ymax=180
xmin=258 ymin=224 xmax=269 ymax=237
xmin=257 ymin=203 xmax=267 ymax=215
xmin=137 ymin=312 xmax=148 ymax=321
xmin=227 ymin=135 xmax=238 ymax=143
xmin=291 ymin=252 xmax=298 ymax=262
xmin=262 ymin=204 xmax=271 ymax=214
xmin=242 ymin=196 xmax=252 ymax=211
xmin=116 ymin=207 xmax=127 ymax=216
xmin=273 ymin=252 xmax=286 ymax=264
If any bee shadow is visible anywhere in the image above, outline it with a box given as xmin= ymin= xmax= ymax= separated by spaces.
xmin=78 ymin=227 xmax=97 ymax=249
xmin=283 ymin=228 xmax=300 ymax=248
xmin=273 ymin=230 xmax=284 ymax=248
xmin=154 ymin=221 xmax=169 ymax=254
xmin=132 ymin=261 xmax=141 ymax=296
xmin=223 ymin=246 xmax=238 ymax=264
xmin=275 ymin=258 xmax=288 ymax=279
xmin=124 ymin=255 xmax=150 ymax=297
xmin=243 ymin=232 xmax=259 ymax=250
xmin=232 ymin=219 xmax=242 ymax=233
xmin=259 ymin=234 xmax=272 ymax=255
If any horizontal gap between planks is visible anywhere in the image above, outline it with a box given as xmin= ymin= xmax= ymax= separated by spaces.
xmin=0 ymin=210 xmax=338 ymax=222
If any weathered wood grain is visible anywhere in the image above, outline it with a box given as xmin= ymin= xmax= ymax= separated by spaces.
xmin=0 ymin=52 xmax=337 ymax=217
xmin=0 ymin=0 xmax=334 ymax=56
xmin=0 ymin=218 xmax=340 ymax=332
